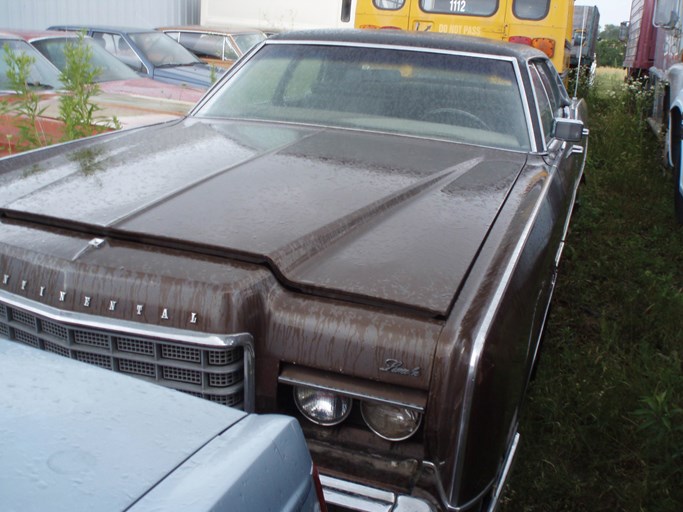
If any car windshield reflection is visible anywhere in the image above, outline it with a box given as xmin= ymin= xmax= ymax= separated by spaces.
xmin=130 ymin=31 xmax=200 ymax=67
xmin=196 ymin=44 xmax=531 ymax=151
xmin=31 ymin=37 xmax=140 ymax=83
xmin=0 ymin=39 xmax=62 ymax=90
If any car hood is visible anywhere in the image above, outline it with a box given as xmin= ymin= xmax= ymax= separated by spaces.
xmin=0 ymin=338 xmax=247 ymax=512
xmin=0 ymin=119 xmax=526 ymax=316
xmin=98 ymin=77 xmax=204 ymax=103
xmin=152 ymin=63 xmax=218 ymax=88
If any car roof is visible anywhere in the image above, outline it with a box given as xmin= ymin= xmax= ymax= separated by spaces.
xmin=0 ymin=31 xmax=21 ymax=40
xmin=270 ymin=29 xmax=546 ymax=64
xmin=48 ymin=25 xmax=155 ymax=34
xmin=4 ymin=29 xmax=79 ymax=41
xmin=159 ymin=25 xmax=264 ymax=35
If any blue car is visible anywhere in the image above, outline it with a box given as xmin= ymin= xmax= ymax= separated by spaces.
xmin=48 ymin=25 xmax=221 ymax=89
xmin=0 ymin=338 xmax=326 ymax=512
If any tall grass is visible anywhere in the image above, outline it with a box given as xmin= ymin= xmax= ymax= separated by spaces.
xmin=500 ymin=67 xmax=683 ymax=512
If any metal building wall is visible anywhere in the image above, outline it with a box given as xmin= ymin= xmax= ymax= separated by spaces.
xmin=0 ymin=0 xmax=200 ymax=30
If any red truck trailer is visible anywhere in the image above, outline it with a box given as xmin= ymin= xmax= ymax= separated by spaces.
xmin=636 ymin=0 xmax=683 ymax=222
xmin=623 ymin=0 xmax=658 ymax=78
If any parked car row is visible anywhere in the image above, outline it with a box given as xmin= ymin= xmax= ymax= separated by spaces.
xmin=161 ymin=25 xmax=267 ymax=69
xmin=0 ymin=24 xmax=268 ymax=155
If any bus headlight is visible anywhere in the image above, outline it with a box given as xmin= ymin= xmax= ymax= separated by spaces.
xmin=361 ymin=402 xmax=422 ymax=441
xmin=294 ymin=387 xmax=352 ymax=426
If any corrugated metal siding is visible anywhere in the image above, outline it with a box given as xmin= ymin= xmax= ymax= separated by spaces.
xmin=0 ymin=0 xmax=200 ymax=30
xmin=623 ymin=0 xmax=645 ymax=68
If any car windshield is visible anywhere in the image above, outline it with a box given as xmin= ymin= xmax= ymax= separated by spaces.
xmin=130 ymin=31 xmax=201 ymax=66
xmin=31 ymin=37 xmax=139 ymax=82
xmin=232 ymin=32 xmax=266 ymax=54
xmin=196 ymin=43 xmax=531 ymax=151
xmin=0 ymin=39 xmax=63 ymax=90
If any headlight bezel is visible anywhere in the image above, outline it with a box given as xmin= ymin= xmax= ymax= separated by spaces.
xmin=293 ymin=386 xmax=353 ymax=426
xmin=360 ymin=400 xmax=423 ymax=442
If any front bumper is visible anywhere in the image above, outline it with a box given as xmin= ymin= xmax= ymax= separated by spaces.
xmin=320 ymin=474 xmax=435 ymax=512
xmin=320 ymin=431 xmax=521 ymax=512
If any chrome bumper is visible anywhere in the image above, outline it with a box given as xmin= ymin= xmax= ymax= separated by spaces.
xmin=320 ymin=474 xmax=435 ymax=512
xmin=320 ymin=431 xmax=520 ymax=512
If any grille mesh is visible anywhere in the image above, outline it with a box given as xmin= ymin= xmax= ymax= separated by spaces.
xmin=0 ymin=299 xmax=245 ymax=409
xmin=116 ymin=337 xmax=155 ymax=356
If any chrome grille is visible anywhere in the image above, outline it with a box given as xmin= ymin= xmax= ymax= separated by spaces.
xmin=0 ymin=296 xmax=251 ymax=410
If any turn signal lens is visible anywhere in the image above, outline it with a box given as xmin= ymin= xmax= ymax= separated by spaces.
xmin=508 ymin=36 xmax=556 ymax=58
xmin=531 ymin=37 xmax=555 ymax=58
xmin=294 ymin=387 xmax=352 ymax=426
xmin=361 ymin=402 xmax=422 ymax=441
xmin=509 ymin=35 xmax=532 ymax=45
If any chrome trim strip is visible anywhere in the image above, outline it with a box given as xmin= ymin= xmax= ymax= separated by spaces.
xmin=450 ymin=162 xmax=556 ymax=503
xmin=421 ymin=460 xmax=494 ymax=512
xmin=320 ymin=474 xmax=435 ymax=512
xmin=266 ymin=38 xmax=521 ymax=62
xmin=528 ymin=64 xmax=550 ymax=153
xmin=487 ymin=433 xmax=521 ymax=512
xmin=278 ymin=373 xmax=425 ymax=412
xmin=419 ymin=434 xmax=519 ymax=511
xmin=0 ymin=289 xmax=256 ymax=412
xmin=511 ymin=59 xmax=539 ymax=153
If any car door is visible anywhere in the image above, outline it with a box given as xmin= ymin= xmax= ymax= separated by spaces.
xmin=523 ymin=58 xmax=586 ymax=376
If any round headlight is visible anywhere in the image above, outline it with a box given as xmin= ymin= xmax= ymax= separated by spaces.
xmin=360 ymin=402 xmax=422 ymax=441
xmin=293 ymin=387 xmax=352 ymax=426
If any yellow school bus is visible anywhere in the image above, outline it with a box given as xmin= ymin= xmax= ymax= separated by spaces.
xmin=355 ymin=0 xmax=574 ymax=77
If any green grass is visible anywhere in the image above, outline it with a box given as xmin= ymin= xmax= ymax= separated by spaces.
xmin=500 ymin=68 xmax=683 ymax=512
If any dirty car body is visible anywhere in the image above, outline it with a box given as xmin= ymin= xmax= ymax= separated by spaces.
xmin=0 ymin=30 xmax=588 ymax=511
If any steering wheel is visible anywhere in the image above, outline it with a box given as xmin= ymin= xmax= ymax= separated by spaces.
xmin=421 ymin=107 xmax=491 ymax=130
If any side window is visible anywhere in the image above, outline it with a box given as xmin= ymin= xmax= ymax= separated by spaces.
xmin=532 ymin=61 xmax=563 ymax=117
xmin=373 ymin=0 xmax=405 ymax=10
xmin=97 ymin=32 xmax=143 ymax=72
xmin=530 ymin=66 xmax=554 ymax=142
xmin=180 ymin=33 xmax=232 ymax=60
xmin=221 ymin=38 xmax=240 ymax=60
xmin=538 ymin=59 xmax=571 ymax=108
xmin=420 ymin=0 xmax=498 ymax=16
xmin=513 ymin=0 xmax=550 ymax=20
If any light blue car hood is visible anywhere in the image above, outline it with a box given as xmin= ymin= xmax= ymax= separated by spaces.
xmin=0 ymin=338 xmax=246 ymax=512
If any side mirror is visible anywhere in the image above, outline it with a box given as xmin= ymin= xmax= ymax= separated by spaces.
xmin=554 ymin=118 xmax=585 ymax=142
xmin=619 ymin=22 xmax=629 ymax=42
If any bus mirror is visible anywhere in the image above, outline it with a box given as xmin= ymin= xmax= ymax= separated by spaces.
xmin=619 ymin=22 xmax=629 ymax=43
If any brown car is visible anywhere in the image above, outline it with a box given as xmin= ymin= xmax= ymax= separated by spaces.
xmin=159 ymin=25 xmax=267 ymax=68
xmin=0 ymin=30 xmax=587 ymax=511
